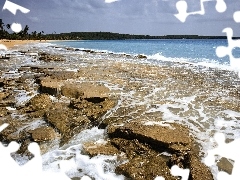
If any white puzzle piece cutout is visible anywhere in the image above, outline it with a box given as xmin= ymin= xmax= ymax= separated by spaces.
xmin=216 ymin=28 xmax=240 ymax=77
xmin=233 ymin=11 xmax=240 ymax=23
xmin=205 ymin=133 xmax=240 ymax=180
xmin=2 ymin=0 xmax=30 ymax=15
xmin=10 ymin=23 xmax=22 ymax=33
xmin=175 ymin=0 xmax=227 ymax=22
xmin=2 ymin=0 xmax=30 ymax=33
xmin=171 ymin=165 xmax=190 ymax=180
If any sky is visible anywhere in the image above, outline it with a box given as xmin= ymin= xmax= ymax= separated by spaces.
xmin=1 ymin=0 xmax=240 ymax=36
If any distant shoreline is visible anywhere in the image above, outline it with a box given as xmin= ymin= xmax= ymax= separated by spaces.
xmin=42 ymin=32 xmax=238 ymax=40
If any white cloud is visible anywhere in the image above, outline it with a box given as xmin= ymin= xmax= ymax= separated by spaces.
xmin=29 ymin=16 xmax=40 ymax=22
xmin=105 ymin=0 xmax=119 ymax=3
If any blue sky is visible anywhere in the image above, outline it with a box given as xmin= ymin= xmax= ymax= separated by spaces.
xmin=1 ymin=0 xmax=240 ymax=36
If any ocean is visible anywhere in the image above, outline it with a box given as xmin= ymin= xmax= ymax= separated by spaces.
xmin=53 ymin=39 xmax=239 ymax=69
xmin=1 ymin=39 xmax=240 ymax=179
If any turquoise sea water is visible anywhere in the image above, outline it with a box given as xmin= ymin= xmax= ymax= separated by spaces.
xmin=54 ymin=39 xmax=238 ymax=66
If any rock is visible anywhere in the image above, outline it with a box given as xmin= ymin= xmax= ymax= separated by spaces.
xmin=61 ymin=84 xmax=84 ymax=99
xmin=82 ymin=49 xmax=95 ymax=53
xmin=18 ymin=65 xmax=55 ymax=73
xmin=83 ymin=141 xmax=119 ymax=157
xmin=111 ymin=138 xmax=176 ymax=180
xmin=16 ymin=75 xmax=35 ymax=83
xmin=0 ymin=100 xmax=15 ymax=107
xmin=44 ymin=71 xmax=78 ymax=80
xmin=45 ymin=103 xmax=90 ymax=145
xmin=108 ymin=122 xmax=213 ymax=180
xmin=0 ymin=120 xmax=28 ymax=143
xmin=27 ymin=110 xmax=46 ymax=118
xmin=70 ymin=98 xmax=116 ymax=123
xmin=111 ymin=138 xmax=154 ymax=159
xmin=99 ymin=117 xmax=126 ymax=129
xmin=0 ymin=92 xmax=9 ymax=101
xmin=136 ymin=54 xmax=147 ymax=59
xmin=116 ymin=154 xmax=176 ymax=180
xmin=66 ymin=47 xmax=74 ymax=51
xmin=216 ymin=157 xmax=233 ymax=175
xmin=2 ymin=79 xmax=15 ymax=87
xmin=0 ymin=107 xmax=9 ymax=117
xmin=38 ymin=52 xmax=65 ymax=62
xmin=189 ymin=153 xmax=213 ymax=180
xmin=0 ymin=78 xmax=4 ymax=87
xmin=107 ymin=122 xmax=192 ymax=153
xmin=30 ymin=126 xmax=56 ymax=142
xmin=61 ymin=82 xmax=110 ymax=99
xmin=39 ymin=77 xmax=64 ymax=96
xmin=26 ymin=94 xmax=52 ymax=111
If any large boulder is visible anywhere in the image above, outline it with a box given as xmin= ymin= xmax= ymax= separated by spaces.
xmin=61 ymin=82 xmax=110 ymax=99
xmin=30 ymin=126 xmax=57 ymax=142
xmin=70 ymin=98 xmax=116 ymax=123
xmin=107 ymin=121 xmax=213 ymax=180
xmin=45 ymin=103 xmax=91 ymax=145
xmin=108 ymin=122 xmax=192 ymax=153
xmin=26 ymin=94 xmax=52 ymax=111
xmin=111 ymin=138 xmax=177 ymax=180
xmin=39 ymin=77 xmax=64 ymax=96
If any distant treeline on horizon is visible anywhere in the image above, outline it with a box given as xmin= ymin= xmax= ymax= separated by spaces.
xmin=47 ymin=32 xmax=235 ymax=40
xmin=1 ymin=19 xmax=239 ymax=40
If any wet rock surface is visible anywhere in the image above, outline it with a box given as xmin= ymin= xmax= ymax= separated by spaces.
xmin=30 ymin=126 xmax=57 ymax=142
xmin=83 ymin=141 xmax=119 ymax=157
xmin=62 ymin=82 xmax=110 ymax=99
xmin=38 ymin=52 xmax=65 ymax=62
xmin=70 ymin=97 xmax=116 ymax=124
xmin=108 ymin=122 xmax=192 ymax=152
xmin=105 ymin=122 xmax=213 ymax=180
xmin=26 ymin=94 xmax=52 ymax=111
xmin=39 ymin=77 xmax=64 ymax=96
xmin=45 ymin=103 xmax=91 ymax=145
xmin=0 ymin=45 xmax=239 ymax=179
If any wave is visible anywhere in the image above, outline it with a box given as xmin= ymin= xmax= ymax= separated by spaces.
xmin=148 ymin=53 xmax=240 ymax=77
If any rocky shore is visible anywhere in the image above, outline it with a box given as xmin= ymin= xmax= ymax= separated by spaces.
xmin=0 ymin=43 xmax=239 ymax=179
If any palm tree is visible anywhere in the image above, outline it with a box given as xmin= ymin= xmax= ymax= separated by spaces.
xmin=0 ymin=19 xmax=4 ymax=30
xmin=6 ymin=24 xmax=10 ymax=29
xmin=23 ymin=25 xmax=29 ymax=39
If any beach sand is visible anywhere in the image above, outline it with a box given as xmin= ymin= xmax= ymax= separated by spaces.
xmin=0 ymin=40 xmax=46 ymax=49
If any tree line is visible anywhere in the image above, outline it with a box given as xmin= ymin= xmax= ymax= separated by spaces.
xmin=0 ymin=19 xmax=45 ymax=40
xmin=0 ymin=19 xmax=237 ymax=40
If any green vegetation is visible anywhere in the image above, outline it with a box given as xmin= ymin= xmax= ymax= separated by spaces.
xmin=44 ymin=32 xmax=230 ymax=40
xmin=0 ymin=19 xmax=45 ymax=40
xmin=0 ymin=19 xmax=239 ymax=40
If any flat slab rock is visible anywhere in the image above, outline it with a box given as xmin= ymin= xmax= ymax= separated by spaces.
xmin=107 ymin=122 xmax=213 ymax=180
xmin=83 ymin=141 xmax=119 ymax=157
xmin=39 ymin=77 xmax=110 ymax=99
xmin=62 ymin=82 xmax=110 ymax=99
xmin=30 ymin=126 xmax=57 ymax=142
xmin=39 ymin=77 xmax=64 ymax=96
xmin=107 ymin=121 xmax=192 ymax=153
xmin=45 ymin=103 xmax=91 ymax=145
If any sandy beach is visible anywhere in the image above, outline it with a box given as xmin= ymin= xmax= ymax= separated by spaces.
xmin=0 ymin=40 xmax=46 ymax=49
